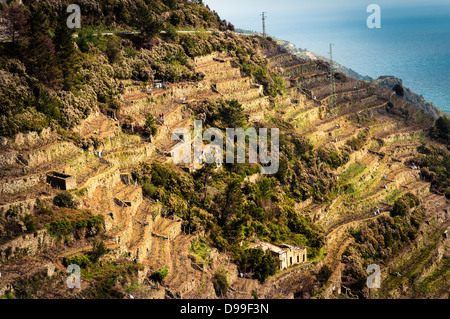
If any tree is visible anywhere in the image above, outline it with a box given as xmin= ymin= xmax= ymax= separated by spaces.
xmin=255 ymin=252 xmax=278 ymax=283
xmin=2 ymin=3 xmax=29 ymax=49
xmin=53 ymin=192 xmax=77 ymax=208
xmin=431 ymin=115 xmax=450 ymax=141
xmin=212 ymin=268 xmax=229 ymax=297
xmin=53 ymin=12 xmax=81 ymax=90
xmin=219 ymin=178 xmax=243 ymax=224
xmin=114 ymin=2 xmax=130 ymax=24
xmin=239 ymin=248 xmax=277 ymax=283
xmin=194 ymin=162 xmax=216 ymax=203
xmin=317 ymin=265 xmax=332 ymax=286
xmin=219 ymin=100 xmax=246 ymax=128
xmin=163 ymin=0 xmax=178 ymax=10
xmin=27 ymin=34 xmax=62 ymax=88
xmin=391 ymin=198 xmax=408 ymax=217
xmin=136 ymin=8 xmax=164 ymax=37
xmin=88 ymin=239 xmax=108 ymax=263
xmin=76 ymin=28 xmax=100 ymax=53
xmin=144 ymin=114 xmax=157 ymax=137
xmin=105 ymin=38 xmax=123 ymax=63
xmin=392 ymin=84 xmax=404 ymax=97
xmin=150 ymin=266 xmax=168 ymax=283
xmin=170 ymin=12 xmax=181 ymax=26
xmin=27 ymin=4 xmax=48 ymax=35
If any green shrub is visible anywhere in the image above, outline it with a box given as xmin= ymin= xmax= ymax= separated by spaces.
xmin=391 ymin=199 xmax=408 ymax=217
xmin=430 ymin=115 xmax=450 ymax=141
xmin=392 ymin=84 xmax=404 ymax=97
xmin=150 ymin=266 xmax=169 ymax=283
xmin=76 ymin=28 xmax=100 ymax=53
xmin=212 ymin=268 xmax=229 ymax=297
xmin=238 ymin=248 xmax=278 ymax=283
xmin=48 ymin=218 xmax=72 ymax=238
xmin=86 ymin=214 xmax=104 ymax=235
xmin=64 ymin=255 xmax=92 ymax=268
xmin=391 ymin=193 xmax=419 ymax=217
xmin=255 ymin=177 xmax=276 ymax=200
xmin=317 ymin=147 xmax=348 ymax=169
xmin=53 ymin=192 xmax=76 ymax=208
xmin=144 ymin=113 xmax=157 ymax=137
xmin=87 ymin=239 xmax=108 ymax=263
xmin=317 ymin=265 xmax=333 ymax=286
xmin=24 ymin=215 xmax=36 ymax=233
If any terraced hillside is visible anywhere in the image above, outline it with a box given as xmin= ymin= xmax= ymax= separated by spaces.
xmin=0 ymin=1 xmax=449 ymax=300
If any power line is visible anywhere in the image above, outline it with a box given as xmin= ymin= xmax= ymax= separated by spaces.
xmin=328 ymin=43 xmax=337 ymax=111
xmin=261 ymin=12 xmax=267 ymax=39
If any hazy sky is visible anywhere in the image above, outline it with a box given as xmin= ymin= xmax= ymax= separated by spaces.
xmin=204 ymin=0 xmax=450 ymax=31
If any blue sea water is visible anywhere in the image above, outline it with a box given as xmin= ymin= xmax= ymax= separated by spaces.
xmin=232 ymin=4 xmax=450 ymax=114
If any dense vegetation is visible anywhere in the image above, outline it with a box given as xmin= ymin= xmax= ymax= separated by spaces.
xmin=417 ymin=143 xmax=450 ymax=197
xmin=1 ymin=0 xmax=448 ymax=298
xmin=0 ymin=197 xmax=104 ymax=252
xmin=0 ymin=0 xmax=232 ymax=137
xmin=131 ymin=98 xmax=334 ymax=282
xmin=341 ymin=193 xmax=423 ymax=297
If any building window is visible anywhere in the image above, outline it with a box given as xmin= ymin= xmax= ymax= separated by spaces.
xmin=290 ymin=257 xmax=292 ymax=265
xmin=297 ymin=256 xmax=299 ymax=263
xmin=303 ymin=254 xmax=305 ymax=262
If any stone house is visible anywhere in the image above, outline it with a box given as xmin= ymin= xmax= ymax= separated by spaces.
xmin=46 ymin=172 xmax=77 ymax=190
xmin=251 ymin=241 xmax=307 ymax=270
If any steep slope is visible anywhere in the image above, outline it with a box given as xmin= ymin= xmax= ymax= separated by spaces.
xmin=1 ymin=1 xmax=449 ymax=300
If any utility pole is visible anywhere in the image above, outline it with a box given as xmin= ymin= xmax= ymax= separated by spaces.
xmin=261 ymin=12 xmax=267 ymax=39
xmin=328 ymin=43 xmax=337 ymax=111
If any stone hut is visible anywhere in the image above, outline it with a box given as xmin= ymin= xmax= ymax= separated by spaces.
xmin=46 ymin=172 xmax=77 ymax=190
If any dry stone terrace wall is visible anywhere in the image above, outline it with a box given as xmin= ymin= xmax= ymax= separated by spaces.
xmin=225 ymin=86 xmax=263 ymax=103
xmin=171 ymin=82 xmax=211 ymax=99
xmin=197 ymin=62 xmax=240 ymax=81
xmin=193 ymin=52 xmax=220 ymax=65
xmin=359 ymin=95 xmax=380 ymax=107
xmin=312 ymin=81 xmax=368 ymax=100
xmin=214 ymin=77 xmax=251 ymax=94
xmin=0 ymin=229 xmax=55 ymax=260
xmin=268 ymin=53 xmax=297 ymax=67
xmin=0 ymin=173 xmax=44 ymax=195
xmin=296 ymin=73 xmax=330 ymax=88
xmin=242 ymin=96 xmax=271 ymax=112
xmin=294 ymin=107 xmax=321 ymax=124
xmin=283 ymin=62 xmax=321 ymax=78
xmin=80 ymin=165 xmax=121 ymax=197
xmin=106 ymin=145 xmax=155 ymax=169
xmin=0 ymin=198 xmax=42 ymax=217
xmin=204 ymin=66 xmax=241 ymax=81
xmin=24 ymin=142 xmax=82 ymax=168
xmin=335 ymin=88 xmax=373 ymax=104
xmin=72 ymin=110 xmax=100 ymax=135
xmin=0 ymin=152 xmax=18 ymax=166
xmin=11 ymin=128 xmax=53 ymax=149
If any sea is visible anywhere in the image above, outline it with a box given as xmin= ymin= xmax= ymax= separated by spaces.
xmin=223 ymin=4 xmax=450 ymax=114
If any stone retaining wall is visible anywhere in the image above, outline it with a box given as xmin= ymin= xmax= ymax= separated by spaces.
xmin=0 ymin=173 xmax=44 ymax=195
xmin=0 ymin=229 xmax=54 ymax=261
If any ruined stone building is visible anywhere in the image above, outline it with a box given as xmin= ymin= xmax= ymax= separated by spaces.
xmin=46 ymin=172 xmax=77 ymax=191
xmin=251 ymin=241 xmax=307 ymax=270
